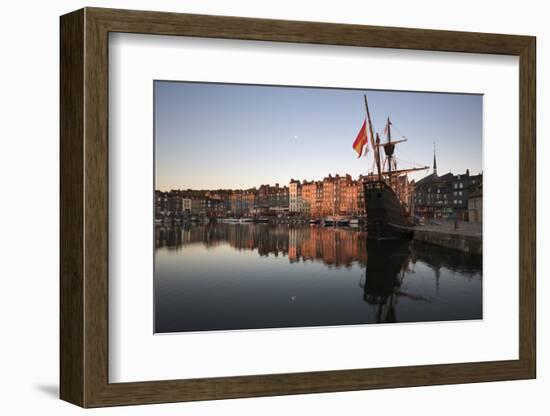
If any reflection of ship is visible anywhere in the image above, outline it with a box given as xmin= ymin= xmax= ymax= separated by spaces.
xmin=360 ymin=239 xmax=432 ymax=323
xmin=359 ymin=95 xmax=429 ymax=240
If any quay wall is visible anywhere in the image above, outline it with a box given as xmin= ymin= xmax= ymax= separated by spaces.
xmin=413 ymin=229 xmax=482 ymax=256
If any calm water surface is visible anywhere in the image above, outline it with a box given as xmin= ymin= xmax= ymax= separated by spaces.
xmin=155 ymin=223 xmax=482 ymax=333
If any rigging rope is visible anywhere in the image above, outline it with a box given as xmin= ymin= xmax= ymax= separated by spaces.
xmin=394 ymin=156 xmax=428 ymax=169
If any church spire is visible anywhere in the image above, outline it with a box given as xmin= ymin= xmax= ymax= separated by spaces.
xmin=433 ymin=142 xmax=438 ymax=176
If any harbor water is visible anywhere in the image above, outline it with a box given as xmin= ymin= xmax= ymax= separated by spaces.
xmin=155 ymin=223 xmax=482 ymax=333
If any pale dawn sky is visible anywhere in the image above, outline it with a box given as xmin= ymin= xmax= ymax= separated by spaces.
xmin=154 ymin=81 xmax=482 ymax=191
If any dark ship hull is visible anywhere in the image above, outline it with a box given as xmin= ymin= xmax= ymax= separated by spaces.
xmin=363 ymin=180 xmax=414 ymax=240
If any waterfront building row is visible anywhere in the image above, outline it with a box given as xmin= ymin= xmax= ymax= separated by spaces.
xmin=155 ymin=184 xmax=290 ymax=218
xmin=155 ymin=165 xmax=482 ymax=222
xmin=412 ymin=169 xmax=482 ymax=221
xmin=289 ymin=174 xmax=365 ymax=217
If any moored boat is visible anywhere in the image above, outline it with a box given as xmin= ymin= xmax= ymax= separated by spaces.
xmin=322 ymin=216 xmax=350 ymax=227
xmin=355 ymin=94 xmax=429 ymax=240
xmin=363 ymin=180 xmax=414 ymax=239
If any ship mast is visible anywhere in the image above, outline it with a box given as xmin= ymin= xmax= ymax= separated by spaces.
xmin=364 ymin=95 xmax=382 ymax=181
xmin=381 ymin=116 xmax=429 ymax=178
xmin=385 ymin=116 xmax=393 ymax=178
xmin=363 ymin=94 xmax=429 ymax=182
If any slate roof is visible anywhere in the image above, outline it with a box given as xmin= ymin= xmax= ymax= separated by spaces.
xmin=415 ymin=172 xmax=460 ymax=187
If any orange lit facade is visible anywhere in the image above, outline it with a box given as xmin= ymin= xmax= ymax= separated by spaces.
xmin=291 ymin=174 xmax=365 ymax=218
xmin=341 ymin=179 xmax=364 ymax=215
xmin=301 ymin=181 xmax=324 ymax=217
xmin=230 ymin=190 xmax=257 ymax=215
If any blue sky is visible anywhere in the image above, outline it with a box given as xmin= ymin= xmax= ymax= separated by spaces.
xmin=154 ymin=81 xmax=482 ymax=191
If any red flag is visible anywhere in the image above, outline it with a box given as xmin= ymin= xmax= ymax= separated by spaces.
xmin=352 ymin=120 xmax=368 ymax=158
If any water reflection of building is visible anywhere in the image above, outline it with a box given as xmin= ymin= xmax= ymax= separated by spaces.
xmin=288 ymin=226 xmax=368 ymax=267
xmin=156 ymin=223 xmax=369 ymax=268
xmin=156 ymin=224 xmax=482 ymax=279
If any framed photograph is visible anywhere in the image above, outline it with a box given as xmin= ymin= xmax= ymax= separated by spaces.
xmin=60 ymin=7 xmax=536 ymax=407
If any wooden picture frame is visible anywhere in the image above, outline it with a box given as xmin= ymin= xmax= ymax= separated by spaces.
xmin=60 ymin=7 xmax=536 ymax=408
